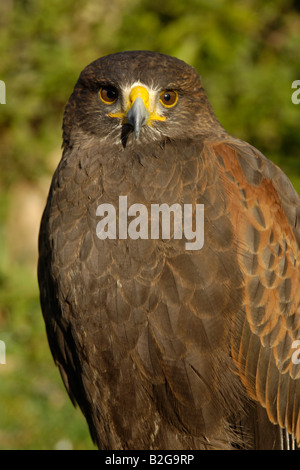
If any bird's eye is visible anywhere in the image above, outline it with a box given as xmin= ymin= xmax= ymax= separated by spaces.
xmin=159 ymin=90 xmax=178 ymax=108
xmin=99 ymin=86 xmax=118 ymax=104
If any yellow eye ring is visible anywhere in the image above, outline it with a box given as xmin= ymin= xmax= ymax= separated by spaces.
xmin=99 ymin=86 xmax=118 ymax=104
xmin=159 ymin=90 xmax=178 ymax=108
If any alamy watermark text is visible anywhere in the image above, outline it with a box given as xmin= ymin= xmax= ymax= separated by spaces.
xmin=0 ymin=80 xmax=6 ymax=104
xmin=96 ymin=196 xmax=204 ymax=250
xmin=0 ymin=340 xmax=6 ymax=364
xmin=291 ymin=80 xmax=300 ymax=104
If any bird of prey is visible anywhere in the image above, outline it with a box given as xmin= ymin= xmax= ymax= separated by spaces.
xmin=38 ymin=51 xmax=300 ymax=450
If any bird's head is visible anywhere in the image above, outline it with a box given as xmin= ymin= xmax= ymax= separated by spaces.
xmin=62 ymin=51 xmax=222 ymax=149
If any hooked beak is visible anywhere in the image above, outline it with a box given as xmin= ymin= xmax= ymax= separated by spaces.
xmin=127 ymin=96 xmax=150 ymax=140
xmin=126 ymin=87 xmax=150 ymax=140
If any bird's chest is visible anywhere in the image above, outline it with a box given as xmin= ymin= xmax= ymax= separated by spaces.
xmin=48 ymin=143 xmax=243 ymax=399
xmin=50 ymin=142 xmax=232 ymax=317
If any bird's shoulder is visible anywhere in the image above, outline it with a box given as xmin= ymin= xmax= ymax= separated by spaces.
xmin=199 ymin=134 xmax=300 ymax=245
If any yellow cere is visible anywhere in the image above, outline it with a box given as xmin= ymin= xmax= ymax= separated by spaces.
xmin=127 ymin=86 xmax=150 ymax=110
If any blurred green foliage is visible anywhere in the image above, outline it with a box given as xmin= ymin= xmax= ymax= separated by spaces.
xmin=0 ymin=0 xmax=300 ymax=449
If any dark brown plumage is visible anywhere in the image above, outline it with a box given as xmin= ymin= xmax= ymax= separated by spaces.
xmin=38 ymin=51 xmax=300 ymax=450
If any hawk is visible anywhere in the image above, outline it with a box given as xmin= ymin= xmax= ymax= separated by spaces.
xmin=38 ymin=51 xmax=300 ymax=450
